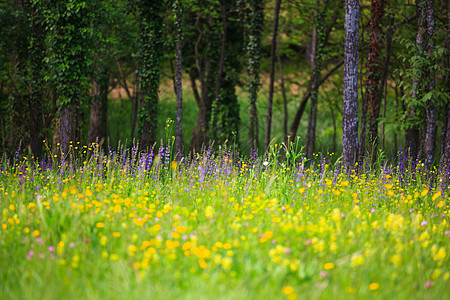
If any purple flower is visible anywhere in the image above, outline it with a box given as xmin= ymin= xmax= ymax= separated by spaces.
xmin=421 ymin=221 xmax=428 ymax=226
xmin=48 ymin=246 xmax=55 ymax=252
xmin=39 ymin=253 xmax=45 ymax=259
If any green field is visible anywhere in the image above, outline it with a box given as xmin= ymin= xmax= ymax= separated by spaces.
xmin=0 ymin=144 xmax=448 ymax=299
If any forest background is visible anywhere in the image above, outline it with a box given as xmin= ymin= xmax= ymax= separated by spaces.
xmin=0 ymin=0 xmax=449 ymax=170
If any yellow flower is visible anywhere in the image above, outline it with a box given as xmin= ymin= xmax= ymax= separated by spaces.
xmin=33 ymin=230 xmax=40 ymax=237
xmin=282 ymin=286 xmax=295 ymax=295
xmin=432 ymin=191 xmax=441 ymax=201
xmin=324 ymin=262 xmax=335 ymax=270
xmin=110 ymin=254 xmax=120 ymax=261
xmin=389 ymin=254 xmax=402 ymax=267
xmin=8 ymin=204 xmax=15 ymax=211
xmin=437 ymin=201 xmax=444 ymax=208
xmin=351 ymin=255 xmax=365 ymax=267
xmin=100 ymin=236 xmax=108 ymax=246
xmin=96 ymin=222 xmax=104 ymax=228
xmin=369 ymin=283 xmax=379 ymax=290
xmin=421 ymin=189 xmax=428 ymax=197
xmin=176 ymin=226 xmax=187 ymax=233
xmin=272 ymin=217 xmax=281 ymax=223
xmin=198 ymin=259 xmax=208 ymax=269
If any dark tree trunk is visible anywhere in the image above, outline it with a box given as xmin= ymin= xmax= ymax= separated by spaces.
xmin=342 ymin=0 xmax=360 ymax=171
xmin=210 ymin=0 xmax=228 ymax=141
xmin=442 ymin=0 xmax=450 ymax=172
xmin=174 ymin=0 xmax=184 ymax=160
xmin=28 ymin=2 xmax=44 ymax=158
xmin=364 ymin=0 xmax=385 ymax=158
xmin=406 ymin=0 xmax=426 ymax=161
xmin=265 ymin=0 xmax=282 ymax=150
xmin=423 ymin=0 xmax=436 ymax=171
xmin=189 ymin=9 xmax=212 ymax=152
xmin=137 ymin=2 xmax=164 ymax=151
xmin=59 ymin=103 xmax=77 ymax=157
xmin=214 ymin=0 xmax=227 ymax=102
xmin=247 ymin=0 xmax=264 ymax=153
xmin=444 ymin=102 xmax=450 ymax=171
xmin=276 ymin=28 xmax=288 ymax=144
xmin=88 ymin=78 xmax=108 ymax=149
xmin=305 ymin=4 xmax=327 ymax=159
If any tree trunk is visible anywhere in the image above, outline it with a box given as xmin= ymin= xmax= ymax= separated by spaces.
xmin=247 ymin=0 xmax=264 ymax=153
xmin=137 ymin=2 xmax=164 ymax=151
xmin=276 ymin=28 xmax=288 ymax=144
xmin=444 ymin=102 xmax=450 ymax=171
xmin=59 ymin=103 xmax=76 ymax=158
xmin=364 ymin=0 xmax=385 ymax=159
xmin=174 ymin=0 xmax=184 ymax=160
xmin=189 ymin=8 xmax=212 ymax=152
xmin=29 ymin=2 xmax=44 ymax=158
xmin=88 ymin=77 xmax=108 ymax=149
xmin=423 ymin=0 xmax=436 ymax=171
xmin=442 ymin=0 xmax=450 ymax=172
xmin=406 ymin=0 xmax=426 ymax=161
xmin=305 ymin=4 xmax=327 ymax=159
xmin=342 ymin=0 xmax=360 ymax=171
xmin=265 ymin=0 xmax=282 ymax=150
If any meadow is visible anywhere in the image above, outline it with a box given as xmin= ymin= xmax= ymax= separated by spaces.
xmin=0 ymin=141 xmax=448 ymax=300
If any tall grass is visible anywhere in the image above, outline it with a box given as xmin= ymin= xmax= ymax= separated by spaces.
xmin=0 ymin=139 xmax=448 ymax=299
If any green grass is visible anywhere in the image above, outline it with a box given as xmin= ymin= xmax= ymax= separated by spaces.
xmin=0 ymin=144 xmax=448 ymax=299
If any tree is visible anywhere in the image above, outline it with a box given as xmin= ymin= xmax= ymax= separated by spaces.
xmin=265 ymin=0 xmax=281 ymax=150
xmin=423 ymin=0 xmax=436 ymax=171
xmin=44 ymin=0 xmax=93 ymax=158
xmin=305 ymin=2 xmax=328 ymax=159
xmin=360 ymin=0 xmax=385 ymax=160
xmin=406 ymin=0 xmax=426 ymax=161
xmin=136 ymin=0 xmax=164 ymax=150
xmin=246 ymin=0 xmax=264 ymax=153
xmin=88 ymin=0 xmax=115 ymax=149
xmin=28 ymin=0 xmax=45 ymax=157
xmin=342 ymin=0 xmax=360 ymax=171
xmin=174 ymin=0 xmax=184 ymax=159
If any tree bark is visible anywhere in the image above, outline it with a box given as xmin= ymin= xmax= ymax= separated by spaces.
xmin=406 ymin=0 xmax=426 ymax=161
xmin=88 ymin=77 xmax=108 ymax=149
xmin=265 ymin=0 xmax=282 ymax=150
xmin=247 ymin=0 xmax=264 ymax=153
xmin=59 ymin=103 xmax=76 ymax=158
xmin=28 ymin=1 xmax=44 ymax=158
xmin=305 ymin=4 xmax=327 ymax=159
xmin=276 ymin=28 xmax=288 ymax=144
xmin=442 ymin=0 xmax=450 ymax=172
xmin=174 ymin=0 xmax=184 ymax=160
xmin=137 ymin=2 xmax=163 ymax=150
xmin=364 ymin=0 xmax=385 ymax=159
xmin=342 ymin=0 xmax=360 ymax=171
xmin=423 ymin=0 xmax=436 ymax=171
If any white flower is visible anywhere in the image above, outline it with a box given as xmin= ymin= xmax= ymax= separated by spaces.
xmin=263 ymin=161 xmax=269 ymax=166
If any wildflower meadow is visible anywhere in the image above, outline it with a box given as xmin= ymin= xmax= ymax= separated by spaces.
xmin=0 ymin=141 xmax=449 ymax=299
